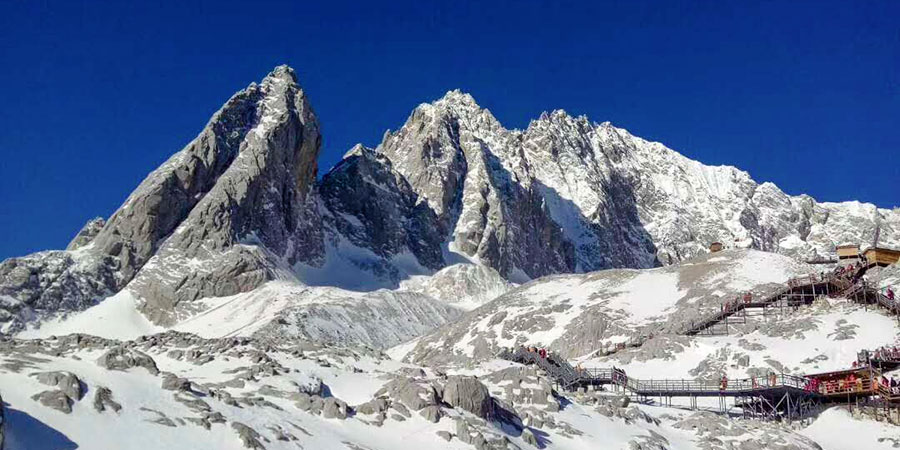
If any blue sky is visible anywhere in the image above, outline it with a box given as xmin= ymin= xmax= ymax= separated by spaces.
xmin=1 ymin=0 xmax=897 ymax=260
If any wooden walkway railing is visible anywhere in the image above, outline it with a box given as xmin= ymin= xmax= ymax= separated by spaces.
xmin=683 ymin=265 xmax=889 ymax=336
xmin=499 ymin=347 xmax=813 ymax=397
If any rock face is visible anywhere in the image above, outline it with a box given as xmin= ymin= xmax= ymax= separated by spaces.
xmin=442 ymin=376 xmax=494 ymax=420
xmin=0 ymin=65 xmax=324 ymax=330
xmin=231 ymin=422 xmax=266 ymax=449
xmin=93 ymin=386 xmax=122 ymax=413
xmin=127 ymin=65 xmax=323 ymax=325
xmin=0 ymin=250 xmax=119 ymax=333
xmin=319 ymin=145 xmax=444 ymax=272
xmin=400 ymin=263 xmax=512 ymax=309
xmin=2 ymin=67 xmax=898 ymax=334
xmin=329 ymin=90 xmax=899 ymax=282
xmin=66 ymin=217 xmax=106 ymax=251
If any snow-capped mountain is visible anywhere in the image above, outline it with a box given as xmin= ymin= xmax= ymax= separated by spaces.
xmin=1 ymin=64 xmax=898 ymax=338
xmin=351 ymin=90 xmax=899 ymax=278
xmin=3 ymin=64 xmax=900 ymax=450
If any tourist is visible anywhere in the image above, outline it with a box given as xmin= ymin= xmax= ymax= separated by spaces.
xmin=887 ymin=287 xmax=895 ymax=301
xmin=720 ymin=375 xmax=728 ymax=390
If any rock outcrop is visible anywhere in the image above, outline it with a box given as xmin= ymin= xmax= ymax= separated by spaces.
xmin=442 ymin=376 xmax=494 ymax=420
xmin=31 ymin=390 xmax=74 ymax=414
xmin=0 ymin=65 xmax=325 ymax=331
xmin=97 ymin=346 xmax=159 ymax=375
xmin=127 ymin=65 xmax=323 ymax=325
xmin=33 ymin=371 xmax=84 ymax=401
xmin=66 ymin=217 xmax=106 ymax=251
xmin=93 ymin=386 xmax=122 ymax=413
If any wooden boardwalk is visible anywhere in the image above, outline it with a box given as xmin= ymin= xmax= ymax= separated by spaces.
xmin=683 ymin=262 xmax=897 ymax=336
xmin=499 ymin=260 xmax=900 ymax=420
xmin=500 ymin=347 xmax=822 ymax=420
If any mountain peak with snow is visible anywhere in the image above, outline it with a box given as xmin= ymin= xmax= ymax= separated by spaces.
xmin=2 ymin=66 xmax=898 ymax=335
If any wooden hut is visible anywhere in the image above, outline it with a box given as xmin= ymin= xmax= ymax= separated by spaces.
xmin=863 ymin=247 xmax=900 ymax=267
xmin=709 ymin=242 xmax=724 ymax=253
xmin=835 ymin=244 xmax=860 ymax=260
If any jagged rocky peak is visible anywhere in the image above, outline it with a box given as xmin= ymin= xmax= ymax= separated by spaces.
xmin=0 ymin=65 xmax=326 ymax=330
xmin=128 ymin=64 xmax=324 ymax=324
xmin=66 ymin=217 xmax=106 ymax=251
xmin=319 ymin=143 xmax=445 ymax=271
xmin=3 ymin=69 xmax=899 ymax=333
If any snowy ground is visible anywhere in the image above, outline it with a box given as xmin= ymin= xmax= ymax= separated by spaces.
xmin=4 ymin=255 xmax=900 ymax=450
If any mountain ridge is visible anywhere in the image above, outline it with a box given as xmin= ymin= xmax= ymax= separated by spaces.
xmin=1 ymin=65 xmax=897 ymax=335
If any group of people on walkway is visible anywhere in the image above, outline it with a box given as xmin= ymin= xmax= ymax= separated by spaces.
xmin=721 ymin=292 xmax=754 ymax=313
xmin=871 ymin=346 xmax=900 ymax=362
xmin=523 ymin=346 xmax=551 ymax=359
xmin=880 ymin=376 xmax=900 ymax=395
xmin=833 ymin=261 xmax=865 ymax=284
xmin=718 ymin=372 xmax=781 ymax=390
xmin=817 ymin=373 xmax=866 ymax=395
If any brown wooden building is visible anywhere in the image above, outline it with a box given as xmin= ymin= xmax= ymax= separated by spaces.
xmin=864 ymin=247 xmax=900 ymax=267
xmin=836 ymin=244 xmax=860 ymax=260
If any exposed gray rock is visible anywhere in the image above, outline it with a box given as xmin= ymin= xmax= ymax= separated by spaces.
xmin=96 ymin=346 xmax=159 ymax=375
xmin=31 ymin=390 xmax=73 ymax=414
xmin=32 ymin=371 xmax=84 ymax=401
xmin=3 ymin=70 xmax=900 ymax=337
xmin=0 ymin=250 xmax=118 ymax=333
xmin=419 ymin=405 xmax=443 ymax=423
xmin=442 ymin=376 xmax=493 ymax=420
xmin=320 ymin=145 xmax=444 ymax=272
xmin=66 ymin=217 xmax=106 ymax=251
xmin=130 ymin=65 xmax=323 ymax=325
xmin=93 ymin=386 xmax=122 ymax=413
xmin=231 ymin=421 xmax=266 ymax=449
xmin=377 ymin=376 xmax=441 ymax=411
xmin=321 ymin=397 xmax=349 ymax=419
xmin=355 ymin=398 xmax=390 ymax=416
xmin=436 ymin=430 xmax=452 ymax=442
xmin=161 ymin=374 xmax=192 ymax=391
xmin=0 ymin=65 xmax=325 ymax=332
xmin=173 ymin=392 xmax=211 ymax=413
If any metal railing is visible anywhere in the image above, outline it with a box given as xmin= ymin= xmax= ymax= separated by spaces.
xmin=500 ymin=347 xmax=815 ymax=396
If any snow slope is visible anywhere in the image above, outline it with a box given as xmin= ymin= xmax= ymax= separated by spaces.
xmin=406 ymin=249 xmax=817 ymax=365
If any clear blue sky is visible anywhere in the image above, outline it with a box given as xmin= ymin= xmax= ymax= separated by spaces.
xmin=1 ymin=1 xmax=897 ymax=260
